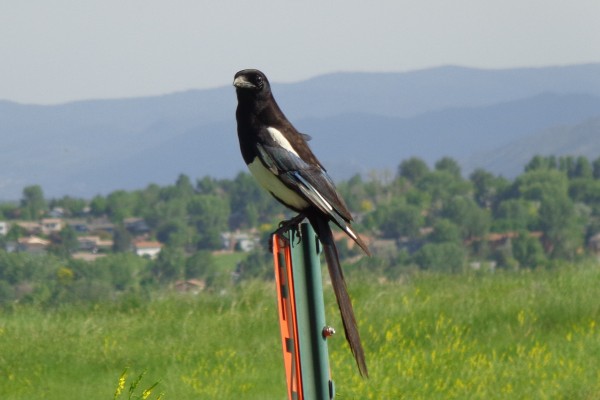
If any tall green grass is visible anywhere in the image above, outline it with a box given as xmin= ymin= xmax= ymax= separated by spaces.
xmin=1 ymin=264 xmax=599 ymax=399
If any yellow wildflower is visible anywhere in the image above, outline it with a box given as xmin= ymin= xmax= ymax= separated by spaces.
xmin=113 ymin=369 xmax=127 ymax=399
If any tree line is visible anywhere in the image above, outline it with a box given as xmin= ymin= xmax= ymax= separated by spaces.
xmin=1 ymin=154 xmax=600 ymax=306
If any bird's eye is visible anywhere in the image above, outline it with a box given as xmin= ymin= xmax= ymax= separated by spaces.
xmin=255 ymin=75 xmax=263 ymax=87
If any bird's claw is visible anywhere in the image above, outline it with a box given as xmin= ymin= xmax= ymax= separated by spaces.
xmin=269 ymin=214 xmax=306 ymax=252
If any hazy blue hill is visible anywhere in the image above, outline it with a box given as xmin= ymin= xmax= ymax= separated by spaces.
xmin=65 ymin=119 xmax=242 ymax=196
xmin=294 ymin=93 xmax=600 ymax=179
xmin=63 ymin=92 xmax=600 ymax=195
xmin=467 ymin=117 xmax=600 ymax=177
xmin=275 ymin=64 xmax=600 ymax=119
xmin=1 ymin=64 xmax=599 ymax=198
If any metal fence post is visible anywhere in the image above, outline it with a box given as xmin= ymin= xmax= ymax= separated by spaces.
xmin=273 ymin=222 xmax=334 ymax=400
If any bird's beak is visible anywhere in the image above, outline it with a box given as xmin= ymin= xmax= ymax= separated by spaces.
xmin=233 ymin=76 xmax=255 ymax=89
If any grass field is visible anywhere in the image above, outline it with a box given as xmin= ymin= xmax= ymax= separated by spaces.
xmin=1 ymin=263 xmax=600 ymax=399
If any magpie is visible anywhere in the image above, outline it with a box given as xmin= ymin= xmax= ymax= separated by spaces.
xmin=233 ymin=69 xmax=370 ymax=377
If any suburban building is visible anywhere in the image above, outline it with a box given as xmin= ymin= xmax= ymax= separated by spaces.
xmin=174 ymin=279 xmax=206 ymax=294
xmin=17 ymin=236 xmax=51 ymax=254
xmin=221 ymin=230 xmax=259 ymax=252
xmin=133 ymin=241 xmax=163 ymax=259
xmin=77 ymin=236 xmax=113 ymax=253
xmin=0 ymin=221 xmax=8 ymax=236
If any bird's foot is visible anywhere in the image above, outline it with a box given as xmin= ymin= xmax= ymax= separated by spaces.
xmin=274 ymin=213 xmax=306 ymax=236
xmin=269 ymin=213 xmax=306 ymax=252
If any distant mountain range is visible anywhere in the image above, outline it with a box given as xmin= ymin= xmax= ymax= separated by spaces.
xmin=1 ymin=64 xmax=599 ymax=199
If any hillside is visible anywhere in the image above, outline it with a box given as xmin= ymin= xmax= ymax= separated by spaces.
xmin=467 ymin=117 xmax=600 ymax=177
xmin=1 ymin=64 xmax=600 ymax=198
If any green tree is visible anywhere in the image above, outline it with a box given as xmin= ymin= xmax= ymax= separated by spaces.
xmin=185 ymin=251 xmax=224 ymax=286
xmin=112 ymin=225 xmax=133 ymax=253
xmin=196 ymin=176 xmax=220 ymax=195
xmin=152 ymin=246 xmax=186 ymax=283
xmin=227 ymin=172 xmax=275 ymax=229
xmin=337 ymin=174 xmax=370 ymax=212
xmin=20 ymin=185 xmax=46 ymax=220
xmin=188 ymin=195 xmax=230 ymax=250
xmin=493 ymin=199 xmax=536 ymax=232
xmin=573 ymin=156 xmax=593 ymax=179
xmin=558 ymin=156 xmax=576 ymax=176
xmin=398 ymin=157 xmax=429 ymax=183
xmin=156 ymin=220 xmax=197 ymax=250
xmin=5 ymin=224 xmax=26 ymax=242
xmin=0 ymin=203 xmax=19 ymax=219
xmin=569 ymin=178 xmax=600 ymax=204
xmin=434 ymin=157 xmax=461 ymax=178
xmin=0 ymin=280 xmax=15 ymax=303
xmin=413 ymin=242 xmax=466 ymax=272
xmin=174 ymin=174 xmax=195 ymax=198
xmin=106 ymin=253 xmax=148 ymax=291
xmin=512 ymin=231 xmax=546 ymax=268
xmin=538 ymin=193 xmax=582 ymax=259
xmin=89 ymin=195 xmax=107 ymax=216
xmin=49 ymin=196 xmax=87 ymax=216
xmin=469 ymin=168 xmax=509 ymax=209
xmin=441 ymin=196 xmax=490 ymax=241
xmin=514 ymin=169 xmax=568 ymax=201
xmin=106 ymin=190 xmax=135 ymax=221
xmin=430 ymin=219 xmax=461 ymax=244
xmin=593 ymin=156 xmax=600 ymax=179
xmin=49 ymin=226 xmax=79 ymax=258
xmin=525 ymin=155 xmax=554 ymax=172
xmin=416 ymin=170 xmax=471 ymax=209
xmin=368 ymin=201 xmax=423 ymax=238
xmin=235 ymin=248 xmax=272 ymax=281
xmin=514 ymin=169 xmax=581 ymax=258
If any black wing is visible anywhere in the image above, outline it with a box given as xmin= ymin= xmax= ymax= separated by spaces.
xmin=256 ymin=143 xmax=370 ymax=254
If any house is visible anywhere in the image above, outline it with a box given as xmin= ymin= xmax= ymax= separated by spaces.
xmin=67 ymin=220 xmax=89 ymax=233
xmin=72 ymin=252 xmax=107 ymax=262
xmin=588 ymin=233 xmax=600 ymax=257
xmin=124 ymin=217 xmax=150 ymax=235
xmin=15 ymin=221 xmax=42 ymax=235
xmin=17 ymin=236 xmax=50 ymax=254
xmin=174 ymin=279 xmax=206 ymax=294
xmin=466 ymin=231 xmax=544 ymax=250
xmin=87 ymin=219 xmax=115 ymax=234
xmin=469 ymin=261 xmax=497 ymax=271
xmin=221 ymin=231 xmax=259 ymax=252
xmin=41 ymin=218 xmax=64 ymax=235
xmin=0 ymin=221 xmax=8 ymax=236
xmin=48 ymin=207 xmax=65 ymax=218
xmin=133 ymin=241 xmax=162 ymax=259
xmin=370 ymin=238 xmax=399 ymax=256
xmin=77 ymin=236 xmax=114 ymax=252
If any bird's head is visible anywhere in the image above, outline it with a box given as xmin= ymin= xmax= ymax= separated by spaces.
xmin=233 ymin=69 xmax=271 ymax=97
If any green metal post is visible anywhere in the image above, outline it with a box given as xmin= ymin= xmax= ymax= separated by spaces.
xmin=288 ymin=222 xmax=334 ymax=400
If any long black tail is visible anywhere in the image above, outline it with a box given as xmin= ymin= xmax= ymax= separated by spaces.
xmin=308 ymin=214 xmax=368 ymax=377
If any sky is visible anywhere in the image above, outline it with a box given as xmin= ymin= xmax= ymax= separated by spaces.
xmin=1 ymin=0 xmax=599 ymax=105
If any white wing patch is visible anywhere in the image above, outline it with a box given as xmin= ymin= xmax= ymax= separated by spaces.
xmin=266 ymin=127 xmax=299 ymax=157
xmin=344 ymin=226 xmax=358 ymax=240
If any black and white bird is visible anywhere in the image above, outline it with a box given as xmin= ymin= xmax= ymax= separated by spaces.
xmin=233 ymin=69 xmax=370 ymax=377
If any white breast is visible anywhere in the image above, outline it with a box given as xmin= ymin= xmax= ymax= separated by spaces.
xmin=247 ymin=157 xmax=309 ymax=210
